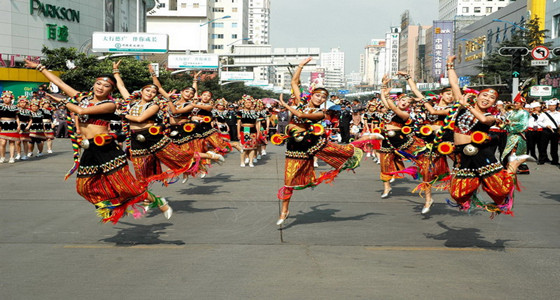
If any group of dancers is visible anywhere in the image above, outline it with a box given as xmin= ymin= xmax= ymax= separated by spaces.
xmin=0 ymin=92 xmax=57 ymax=163
xmin=7 ymin=55 xmax=532 ymax=226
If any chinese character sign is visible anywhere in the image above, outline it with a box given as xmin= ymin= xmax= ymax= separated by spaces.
xmin=432 ymin=20 xmax=454 ymax=79
xmin=92 ymin=32 xmax=168 ymax=53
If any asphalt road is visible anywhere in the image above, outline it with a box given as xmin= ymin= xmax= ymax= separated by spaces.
xmin=1 ymin=139 xmax=559 ymax=299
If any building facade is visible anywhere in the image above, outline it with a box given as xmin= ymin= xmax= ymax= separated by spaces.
xmin=362 ymin=40 xmax=387 ymax=86
xmin=320 ymin=47 xmax=345 ymax=90
xmin=1 ymin=0 xmax=146 ymax=95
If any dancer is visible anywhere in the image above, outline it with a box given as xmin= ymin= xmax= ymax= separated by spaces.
xmin=28 ymin=99 xmax=46 ymax=157
xmin=276 ymin=57 xmax=363 ymax=225
xmin=400 ymin=72 xmax=454 ymax=214
xmin=0 ymin=91 xmax=19 ymax=163
xmin=24 ymin=58 xmax=170 ymax=223
xmin=113 ymin=62 xmax=216 ymax=188
xmin=374 ymin=75 xmax=426 ymax=199
xmin=237 ymin=95 xmax=260 ymax=167
xmin=16 ymin=96 xmax=32 ymax=160
xmin=501 ymin=94 xmax=531 ymax=166
xmin=149 ymin=69 xmax=223 ymax=181
xmin=213 ymin=98 xmax=242 ymax=152
xmin=41 ymin=100 xmax=55 ymax=153
xmin=359 ymin=99 xmax=382 ymax=162
xmin=446 ymin=56 xmax=527 ymax=215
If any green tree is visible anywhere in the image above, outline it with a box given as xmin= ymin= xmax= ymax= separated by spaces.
xmin=39 ymin=47 xmax=278 ymax=101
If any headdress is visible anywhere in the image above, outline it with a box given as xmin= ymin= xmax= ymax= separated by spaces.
xmin=17 ymin=95 xmax=28 ymax=102
xmin=311 ymin=88 xmax=329 ymax=97
xmin=142 ymin=84 xmax=158 ymax=92
xmin=1 ymin=91 xmax=14 ymax=98
xmin=479 ymin=88 xmax=499 ymax=99
xmin=241 ymin=94 xmax=255 ymax=103
xmin=215 ymin=98 xmax=228 ymax=107
xmin=96 ymin=77 xmax=116 ymax=87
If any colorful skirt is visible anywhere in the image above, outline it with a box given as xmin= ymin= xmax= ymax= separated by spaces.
xmin=449 ymin=143 xmax=515 ymax=215
xmin=240 ymin=126 xmax=258 ymax=150
xmin=130 ymin=127 xmax=200 ymax=183
xmin=378 ymin=130 xmax=425 ymax=182
xmin=76 ymin=140 xmax=148 ymax=224
xmin=0 ymin=120 xmax=19 ymax=141
xmin=19 ymin=124 xmax=31 ymax=142
xmin=278 ymin=132 xmax=362 ymax=200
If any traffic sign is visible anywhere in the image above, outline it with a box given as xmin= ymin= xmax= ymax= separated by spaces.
xmin=531 ymin=60 xmax=549 ymax=66
xmin=512 ymin=71 xmax=520 ymax=78
xmin=531 ymin=46 xmax=550 ymax=60
xmin=552 ymin=48 xmax=560 ymax=56
xmin=529 ymin=85 xmax=552 ymax=97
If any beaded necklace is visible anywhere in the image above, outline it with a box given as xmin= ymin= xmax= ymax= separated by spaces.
xmin=456 ymin=109 xmax=478 ymax=134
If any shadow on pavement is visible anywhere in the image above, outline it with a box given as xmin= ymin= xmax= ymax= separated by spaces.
xmin=281 ymin=204 xmax=382 ymax=229
xmin=99 ymin=222 xmax=185 ymax=246
xmin=166 ymin=199 xmax=236 ymax=213
xmin=424 ymin=221 xmax=512 ymax=250
xmin=178 ymin=184 xmax=227 ymax=195
xmin=540 ymin=191 xmax=560 ymax=202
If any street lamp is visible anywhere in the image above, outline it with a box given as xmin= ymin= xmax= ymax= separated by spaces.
xmin=198 ymin=15 xmax=232 ymax=53
xmin=492 ymin=19 xmax=528 ymax=31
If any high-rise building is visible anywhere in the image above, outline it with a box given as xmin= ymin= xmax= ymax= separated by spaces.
xmin=248 ymin=0 xmax=270 ymax=45
xmin=320 ymin=48 xmax=345 ymax=89
xmin=385 ymin=27 xmax=401 ymax=77
xmin=439 ymin=0 xmax=516 ymax=20
xmin=362 ymin=40 xmax=386 ymax=86
xmin=147 ymin=0 xmax=249 ymax=54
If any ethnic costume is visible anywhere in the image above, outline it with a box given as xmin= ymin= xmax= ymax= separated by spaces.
xmin=213 ymin=108 xmax=231 ymax=141
xmin=126 ymin=99 xmax=200 ymax=183
xmin=376 ymin=111 xmax=425 ymax=182
xmin=67 ymin=95 xmax=152 ymax=224
xmin=412 ymin=104 xmax=453 ymax=192
xmin=193 ymin=102 xmax=231 ymax=156
xmin=41 ymin=107 xmax=55 ymax=139
xmin=278 ymin=105 xmax=363 ymax=200
xmin=237 ymin=109 xmax=260 ymax=150
xmin=501 ymin=108 xmax=529 ymax=162
xmin=361 ymin=111 xmax=382 ymax=152
xmin=29 ymin=109 xmax=47 ymax=142
xmin=17 ymin=107 xmax=32 ymax=143
xmin=0 ymin=101 xmax=20 ymax=142
xmin=449 ymin=108 xmax=516 ymax=215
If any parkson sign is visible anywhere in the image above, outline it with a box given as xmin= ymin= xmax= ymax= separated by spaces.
xmin=29 ymin=0 xmax=80 ymax=23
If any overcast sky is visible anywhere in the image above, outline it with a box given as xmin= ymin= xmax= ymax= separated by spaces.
xmin=269 ymin=0 xmax=439 ymax=74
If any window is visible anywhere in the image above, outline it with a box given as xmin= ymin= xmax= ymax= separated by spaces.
xmin=232 ymin=22 xmax=238 ymax=28
xmin=181 ymin=3 xmax=186 ymax=8
xmin=212 ymin=22 xmax=224 ymax=28
xmin=169 ymin=0 xmax=177 ymax=11
xmin=462 ymin=7 xmax=469 ymax=13
xmin=193 ymin=3 xmax=199 ymax=8
xmin=474 ymin=7 xmax=481 ymax=13
xmin=232 ymin=7 xmax=238 ymax=12
xmin=211 ymin=34 xmax=224 ymax=39
xmin=232 ymin=34 xmax=238 ymax=39
xmin=211 ymin=45 xmax=224 ymax=50
xmin=486 ymin=7 xmax=492 ymax=13
xmin=553 ymin=14 xmax=560 ymax=38
xmin=213 ymin=7 xmax=224 ymax=12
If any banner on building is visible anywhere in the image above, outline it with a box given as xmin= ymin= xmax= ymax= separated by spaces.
xmin=168 ymin=54 xmax=219 ymax=70
xmin=92 ymin=32 xmax=168 ymax=53
xmin=432 ymin=20 xmax=454 ymax=79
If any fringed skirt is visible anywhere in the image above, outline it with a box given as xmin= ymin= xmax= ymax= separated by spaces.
xmin=449 ymin=143 xmax=515 ymax=215
xmin=240 ymin=126 xmax=258 ymax=150
xmin=378 ymin=130 xmax=425 ymax=182
xmin=76 ymin=140 xmax=148 ymax=224
xmin=0 ymin=120 xmax=19 ymax=141
xmin=278 ymin=132 xmax=362 ymax=200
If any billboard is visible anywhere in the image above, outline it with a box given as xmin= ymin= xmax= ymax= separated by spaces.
xmin=432 ymin=20 xmax=454 ymax=79
xmin=310 ymin=71 xmax=325 ymax=87
xmin=221 ymin=71 xmax=254 ymax=81
xmin=92 ymin=32 xmax=168 ymax=53
xmin=168 ymin=54 xmax=219 ymax=70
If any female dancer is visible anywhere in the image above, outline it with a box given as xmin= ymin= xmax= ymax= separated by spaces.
xmin=28 ymin=100 xmax=46 ymax=157
xmin=41 ymin=100 xmax=55 ymax=153
xmin=276 ymin=57 xmax=363 ymax=225
xmin=0 ymin=91 xmax=19 ymax=163
xmin=149 ymin=69 xmax=224 ymax=181
xmin=24 ymin=59 xmax=170 ymax=223
xmin=400 ymin=71 xmax=454 ymax=214
xmin=213 ymin=98 xmax=242 ymax=152
xmin=113 ymin=62 xmax=215 ymax=188
xmin=446 ymin=56 xmax=527 ymax=215
xmin=237 ymin=95 xmax=260 ymax=167
xmin=191 ymin=90 xmax=231 ymax=157
xmin=16 ymin=96 xmax=32 ymax=160
xmin=376 ymin=75 xmax=426 ymax=199
xmin=360 ymin=100 xmax=382 ymax=162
